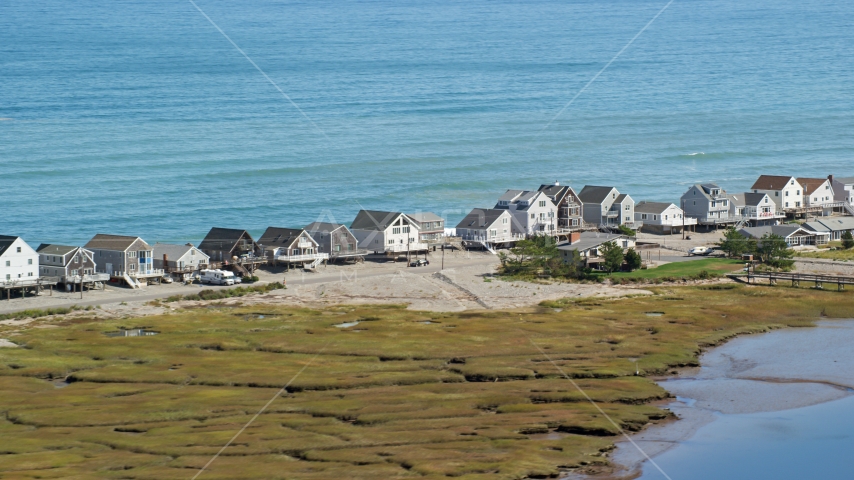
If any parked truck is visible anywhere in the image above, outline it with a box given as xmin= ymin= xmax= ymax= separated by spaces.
xmin=199 ymin=269 xmax=235 ymax=286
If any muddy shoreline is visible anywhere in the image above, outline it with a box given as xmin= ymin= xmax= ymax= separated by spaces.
xmin=568 ymin=319 xmax=854 ymax=480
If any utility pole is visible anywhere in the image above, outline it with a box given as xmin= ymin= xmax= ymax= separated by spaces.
xmin=682 ymin=200 xmax=686 ymax=240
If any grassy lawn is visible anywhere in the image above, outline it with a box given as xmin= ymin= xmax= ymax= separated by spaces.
xmin=605 ymin=258 xmax=745 ymax=280
xmin=795 ymin=242 xmax=854 ymax=261
xmin=1 ymin=286 xmax=852 ymax=479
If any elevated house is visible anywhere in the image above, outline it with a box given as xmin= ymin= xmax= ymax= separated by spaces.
xmin=750 ymin=175 xmax=803 ymax=213
xmin=680 ymin=183 xmax=736 ymax=227
xmin=258 ymin=227 xmax=328 ymax=269
xmin=0 ymin=236 xmax=39 ymax=287
xmin=455 ymin=208 xmax=522 ymax=250
xmin=634 ymin=202 xmax=696 ymax=234
xmin=738 ymin=225 xmax=829 ymax=247
xmin=557 ymin=232 xmax=636 ymax=269
xmin=578 ymin=186 xmax=635 ymax=228
xmin=828 ymin=175 xmax=854 ymax=215
xmin=350 ymin=210 xmax=427 ymax=255
xmin=37 ymin=244 xmax=109 ymax=287
xmin=84 ymin=234 xmax=162 ymax=288
xmin=728 ymin=193 xmax=785 ymax=227
xmin=304 ymin=222 xmax=366 ymax=262
xmin=803 ymin=217 xmax=854 ymax=241
xmin=797 ymin=177 xmax=835 ymax=214
xmin=406 ymin=212 xmax=446 ymax=244
xmin=152 ymin=243 xmax=210 ymax=281
xmin=494 ymin=190 xmax=558 ymax=235
xmin=198 ymin=228 xmax=265 ymax=275
xmin=538 ymin=182 xmax=584 ymax=230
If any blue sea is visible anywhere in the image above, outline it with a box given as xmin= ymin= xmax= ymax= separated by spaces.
xmin=2 ymin=0 xmax=853 ymax=246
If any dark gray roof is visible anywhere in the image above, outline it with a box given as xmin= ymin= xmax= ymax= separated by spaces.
xmin=36 ymin=244 xmax=79 ymax=256
xmin=743 ymin=192 xmax=770 ymax=206
xmin=832 ymin=176 xmax=854 ymax=185
xmin=350 ymin=210 xmax=407 ymax=231
xmin=802 ymin=221 xmax=831 ymax=233
xmin=258 ymin=227 xmax=314 ymax=248
xmin=578 ymin=186 xmax=617 ymax=204
xmin=305 ymin=222 xmax=348 ymax=235
xmin=558 ymin=232 xmax=626 ymax=253
xmin=198 ymin=228 xmax=255 ymax=252
xmin=615 ymin=193 xmax=630 ymax=203
xmin=634 ymin=202 xmax=674 ymax=214
xmin=455 ymin=208 xmax=509 ymax=229
xmin=0 ymin=236 xmax=20 ymax=257
xmin=538 ymin=184 xmax=570 ymax=203
xmin=85 ymin=234 xmax=146 ymax=251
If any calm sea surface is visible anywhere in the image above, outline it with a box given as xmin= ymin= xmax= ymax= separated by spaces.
xmin=2 ymin=0 xmax=853 ymax=245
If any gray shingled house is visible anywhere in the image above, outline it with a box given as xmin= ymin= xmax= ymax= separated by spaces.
xmin=37 ymin=244 xmax=109 ymax=286
xmin=304 ymin=222 xmax=366 ymax=262
xmin=578 ymin=186 xmax=635 ymax=228
xmin=258 ymin=227 xmax=327 ymax=268
xmin=84 ymin=234 xmax=161 ymax=288
xmin=152 ymin=243 xmax=210 ymax=281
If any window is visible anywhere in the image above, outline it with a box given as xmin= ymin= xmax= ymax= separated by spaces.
xmin=785 ymin=191 xmax=788 ymax=196
xmin=392 ymin=227 xmax=401 ymax=235
xmin=625 ymin=204 xmax=630 ymax=211
xmin=502 ymin=217 xmax=508 ymax=224
xmin=641 ymin=214 xmax=648 ymax=220
xmin=403 ymin=226 xmax=410 ymax=233
xmin=653 ymin=215 xmax=658 ymax=221
xmin=128 ymin=251 xmax=137 ymax=258
xmin=530 ymin=213 xmax=535 ymax=219
xmin=388 ymin=239 xmax=394 ymax=245
xmin=724 ymin=200 xmax=728 ymax=206
xmin=16 ymin=247 xmax=21 ymax=253
xmin=4 ymin=261 xmax=8 ymax=267
xmin=5 ymin=274 xmax=9 ymax=281
xmin=28 ymin=259 xmax=33 ymax=265
xmin=539 ymin=200 xmax=546 ymax=207
xmin=71 ymin=269 xmax=78 ymax=276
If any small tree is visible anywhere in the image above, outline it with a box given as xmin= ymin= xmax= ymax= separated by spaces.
xmin=624 ymin=248 xmax=642 ymax=271
xmin=757 ymin=233 xmax=794 ymax=270
xmin=842 ymin=231 xmax=854 ymax=250
xmin=599 ymin=241 xmax=625 ymax=274
xmin=618 ymin=225 xmax=636 ymax=237
xmin=717 ymin=227 xmax=753 ymax=258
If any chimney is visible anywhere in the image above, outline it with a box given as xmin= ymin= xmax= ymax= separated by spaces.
xmin=828 ymin=174 xmax=834 ymax=183
xmin=569 ymin=231 xmax=581 ymax=244
xmin=163 ymin=254 xmax=169 ymax=271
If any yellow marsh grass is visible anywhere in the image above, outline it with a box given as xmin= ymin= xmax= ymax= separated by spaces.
xmin=0 ymin=284 xmax=852 ymax=479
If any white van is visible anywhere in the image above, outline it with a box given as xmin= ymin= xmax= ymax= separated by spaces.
xmin=199 ymin=269 xmax=235 ymax=286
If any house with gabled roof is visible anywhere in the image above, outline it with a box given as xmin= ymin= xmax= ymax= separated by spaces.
xmin=406 ymin=212 xmax=446 ymax=244
xmin=0 ymin=236 xmax=39 ymax=287
xmin=455 ymin=208 xmax=521 ymax=248
xmin=797 ymin=177 xmax=835 ymax=209
xmin=494 ymin=189 xmax=557 ymax=235
xmin=37 ymin=244 xmax=109 ymax=286
xmin=738 ymin=225 xmax=829 ymax=247
xmin=538 ymin=182 xmax=583 ymax=230
xmin=729 ymin=193 xmax=785 ymax=227
xmin=85 ymin=234 xmax=162 ymax=288
xmin=152 ymin=243 xmax=210 ymax=281
xmin=750 ymin=175 xmax=803 ymax=211
xmin=350 ymin=210 xmax=427 ymax=254
xmin=829 ymin=175 xmax=854 ymax=206
xmin=557 ymin=232 xmax=636 ymax=269
xmin=803 ymin=217 xmax=854 ymax=241
xmin=258 ymin=227 xmax=328 ymax=268
xmin=577 ymin=186 xmax=635 ymax=228
xmin=680 ymin=183 xmax=736 ymax=227
xmin=634 ymin=202 xmax=696 ymax=234
xmin=199 ymin=228 xmax=264 ymax=262
xmin=305 ymin=222 xmax=366 ymax=262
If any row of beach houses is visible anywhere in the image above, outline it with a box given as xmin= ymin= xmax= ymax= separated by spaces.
xmin=2 ymin=174 xmax=854 ymax=293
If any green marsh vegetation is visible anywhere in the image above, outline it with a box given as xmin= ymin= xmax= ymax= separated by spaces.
xmin=795 ymin=236 xmax=854 ymax=262
xmin=1 ymin=286 xmax=852 ymax=479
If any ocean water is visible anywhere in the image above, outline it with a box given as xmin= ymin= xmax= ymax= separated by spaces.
xmin=2 ymin=0 xmax=853 ymax=245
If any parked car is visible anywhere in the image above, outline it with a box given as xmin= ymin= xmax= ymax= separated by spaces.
xmin=688 ymin=246 xmax=714 ymax=256
xmin=161 ymin=276 xmax=173 ymax=284
xmin=409 ymin=259 xmax=429 ymax=267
